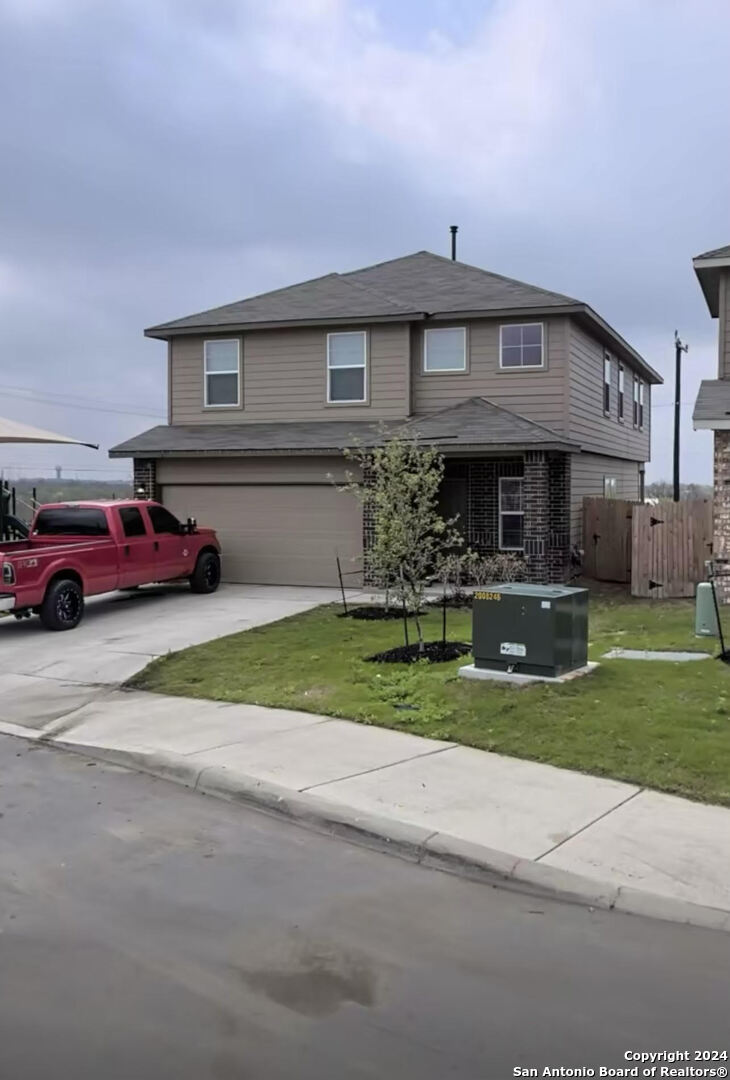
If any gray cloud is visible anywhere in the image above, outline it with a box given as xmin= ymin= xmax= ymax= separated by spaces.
xmin=0 ymin=0 xmax=727 ymax=481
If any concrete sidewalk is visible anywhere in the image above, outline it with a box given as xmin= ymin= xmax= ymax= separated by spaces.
xmin=9 ymin=687 xmax=730 ymax=932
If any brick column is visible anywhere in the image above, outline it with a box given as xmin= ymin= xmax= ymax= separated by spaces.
xmin=547 ymin=452 xmax=571 ymax=583
xmin=713 ymin=432 xmax=730 ymax=602
xmin=133 ymin=458 xmax=158 ymax=501
xmin=523 ymin=450 xmax=550 ymax=583
xmin=361 ymin=457 xmax=377 ymax=586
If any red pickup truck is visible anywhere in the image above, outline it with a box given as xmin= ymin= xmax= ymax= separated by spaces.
xmin=0 ymin=500 xmax=221 ymax=631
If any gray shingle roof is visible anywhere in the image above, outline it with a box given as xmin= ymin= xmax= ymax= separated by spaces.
xmin=693 ymin=380 xmax=730 ymax=426
xmin=109 ymin=397 xmax=579 ymax=457
xmin=399 ymin=397 xmax=579 ymax=450
xmin=146 ymin=251 xmax=580 ymax=334
xmin=694 ymin=244 xmax=730 ymax=261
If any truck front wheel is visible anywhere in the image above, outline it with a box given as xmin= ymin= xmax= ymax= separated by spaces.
xmin=190 ymin=552 xmax=221 ymax=594
xmin=40 ymin=578 xmax=85 ymax=631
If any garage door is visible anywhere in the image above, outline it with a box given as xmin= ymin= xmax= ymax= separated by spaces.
xmin=162 ymin=484 xmax=363 ymax=587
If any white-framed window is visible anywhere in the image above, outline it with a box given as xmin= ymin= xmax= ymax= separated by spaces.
xmin=498 ymin=476 xmax=524 ymax=550
xmin=327 ymin=331 xmax=367 ymax=403
xmin=423 ymin=327 xmax=467 ymax=372
xmin=603 ymin=353 xmax=612 ymax=415
xmin=499 ymin=323 xmax=544 ymax=369
xmin=204 ymin=339 xmax=240 ymax=408
xmin=603 ymin=476 xmax=618 ymax=498
xmin=618 ymin=365 xmax=625 ymax=421
xmin=633 ymin=375 xmax=640 ymax=427
xmin=639 ymin=381 xmax=645 ymax=429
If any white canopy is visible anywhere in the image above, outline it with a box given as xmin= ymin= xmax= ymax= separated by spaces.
xmin=0 ymin=416 xmax=98 ymax=449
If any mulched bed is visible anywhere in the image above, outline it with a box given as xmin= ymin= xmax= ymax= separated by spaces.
xmin=366 ymin=640 xmax=472 ymax=664
xmin=338 ymin=606 xmax=403 ymax=621
xmin=426 ymin=595 xmax=473 ymax=610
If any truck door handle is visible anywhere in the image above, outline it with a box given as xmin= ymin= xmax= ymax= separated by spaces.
xmin=153 ymin=541 xmax=159 ymax=552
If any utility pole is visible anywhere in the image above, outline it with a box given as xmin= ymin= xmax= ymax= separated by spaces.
xmin=673 ymin=331 xmax=689 ymax=502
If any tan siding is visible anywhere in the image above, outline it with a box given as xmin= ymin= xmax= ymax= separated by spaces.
xmin=157 ymin=455 xmax=353 ymax=485
xmin=570 ymin=453 xmax=640 ymax=543
xmin=568 ymin=321 xmax=650 ymax=460
xmin=171 ymin=324 xmax=410 ymax=424
xmin=411 ymin=317 xmax=569 ymax=433
xmin=720 ymin=273 xmax=730 ymax=378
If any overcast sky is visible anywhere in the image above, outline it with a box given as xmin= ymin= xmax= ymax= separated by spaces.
xmin=1 ymin=0 xmax=728 ymax=483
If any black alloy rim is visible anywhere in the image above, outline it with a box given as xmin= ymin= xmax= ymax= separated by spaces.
xmin=56 ymin=587 xmax=81 ymax=623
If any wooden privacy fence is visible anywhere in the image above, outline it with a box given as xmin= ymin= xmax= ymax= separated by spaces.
xmin=583 ymin=497 xmax=713 ymax=598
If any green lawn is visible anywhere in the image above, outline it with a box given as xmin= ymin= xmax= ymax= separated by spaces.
xmin=130 ymin=590 xmax=730 ymax=807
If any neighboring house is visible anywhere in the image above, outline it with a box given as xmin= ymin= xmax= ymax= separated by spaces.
xmin=110 ymin=252 xmax=661 ymax=586
xmin=692 ymin=243 xmax=730 ymax=589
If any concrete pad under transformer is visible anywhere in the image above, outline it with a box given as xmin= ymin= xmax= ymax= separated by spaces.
xmin=458 ymin=662 xmax=598 ymax=687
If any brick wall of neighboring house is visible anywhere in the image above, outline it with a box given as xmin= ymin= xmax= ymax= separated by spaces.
xmin=133 ymin=458 xmax=159 ymax=501
xmin=714 ymin=432 xmax=730 ymax=602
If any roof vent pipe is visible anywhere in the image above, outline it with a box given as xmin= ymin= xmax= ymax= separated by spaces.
xmin=450 ymin=225 xmax=458 ymax=261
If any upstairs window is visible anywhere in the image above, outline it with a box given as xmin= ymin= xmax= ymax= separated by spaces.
xmin=618 ymin=365 xmax=625 ymax=421
xmin=327 ymin=332 xmax=367 ymax=403
xmin=204 ymin=339 xmax=240 ymax=408
xmin=639 ymin=382 xmax=645 ymax=429
xmin=499 ymin=323 xmax=544 ymax=369
xmin=423 ymin=327 xmax=467 ymax=372
xmin=633 ymin=376 xmax=640 ymax=427
xmin=603 ymin=353 xmax=612 ymax=415
xmin=498 ymin=477 xmax=524 ymax=550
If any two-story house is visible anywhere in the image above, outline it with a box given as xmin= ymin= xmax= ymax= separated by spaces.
xmin=110 ymin=252 xmax=661 ymax=586
xmin=692 ymin=244 xmax=730 ymax=584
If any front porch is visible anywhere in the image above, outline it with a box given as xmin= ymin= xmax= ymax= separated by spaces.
xmin=438 ymin=450 xmax=572 ymax=584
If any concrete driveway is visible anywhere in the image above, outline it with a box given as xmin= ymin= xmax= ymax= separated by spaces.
xmin=0 ymin=583 xmax=361 ymax=731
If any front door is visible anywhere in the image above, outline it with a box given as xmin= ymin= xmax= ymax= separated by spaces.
xmin=144 ymin=504 xmax=192 ymax=582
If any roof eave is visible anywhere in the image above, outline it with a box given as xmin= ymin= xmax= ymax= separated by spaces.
xmin=692 ymin=256 xmax=730 ymax=317
xmin=144 ymin=312 xmax=423 ymax=339
xmin=572 ymin=307 xmax=662 ymax=384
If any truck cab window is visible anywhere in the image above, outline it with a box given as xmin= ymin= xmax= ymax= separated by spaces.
xmin=34 ymin=508 xmax=109 ymax=536
xmin=147 ymin=505 xmax=182 ymax=535
xmin=118 ymin=507 xmax=147 ymax=538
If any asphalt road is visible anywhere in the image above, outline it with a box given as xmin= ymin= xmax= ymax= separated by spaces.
xmin=1 ymin=737 xmax=728 ymax=1080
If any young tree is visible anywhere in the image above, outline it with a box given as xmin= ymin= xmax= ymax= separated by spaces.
xmin=338 ymin=430 xmax=464 ymax=652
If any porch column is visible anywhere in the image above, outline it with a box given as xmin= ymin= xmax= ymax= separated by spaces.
xmin=547 ymin=452 xmax=572 ymax=583
xmin=522 ymin=450 xmax=549 ymax=583
xmin=361 ymin=456 xmax=377 ymax=586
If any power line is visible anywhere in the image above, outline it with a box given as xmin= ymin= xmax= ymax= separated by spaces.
xmin=0 ymin=384 xmax=164 ymax=419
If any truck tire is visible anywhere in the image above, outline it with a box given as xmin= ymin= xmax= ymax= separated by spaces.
xmin=190 ymin=551 xmax=221 ymax=594
xmin=40 ymin=578 xmax=84 ymax=631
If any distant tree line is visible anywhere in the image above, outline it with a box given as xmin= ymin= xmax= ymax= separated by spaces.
xmin=645 ymin=481 xmax=712 ymax=500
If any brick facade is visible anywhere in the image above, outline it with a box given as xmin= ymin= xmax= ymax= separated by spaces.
xmin=133 ymin=458 xmax=158 ymax=501
xmin=714 ymin=432 xmax=730 ymax=601
xmin=361 ymin=451 xmax=572 ymax=587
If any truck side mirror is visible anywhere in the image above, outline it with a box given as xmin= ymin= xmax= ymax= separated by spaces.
xmin=185 ymin=517 xmax=197 ymax=534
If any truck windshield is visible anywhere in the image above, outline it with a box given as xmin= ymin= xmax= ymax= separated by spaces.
xmin=34 ymin=508 xmax=110 ymax=536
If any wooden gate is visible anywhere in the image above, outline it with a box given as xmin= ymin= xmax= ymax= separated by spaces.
xmin=583 ymin=497 xmax=635 ymax=583
xmin=631 ymin=499 xmax=713 ymax=598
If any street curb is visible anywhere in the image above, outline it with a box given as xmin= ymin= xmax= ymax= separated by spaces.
xmin=47 ymin=737 xmax=730 ymax=934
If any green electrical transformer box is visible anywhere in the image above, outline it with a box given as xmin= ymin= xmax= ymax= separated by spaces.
xmin=472 ymin=584 xmax=589 ymax=678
